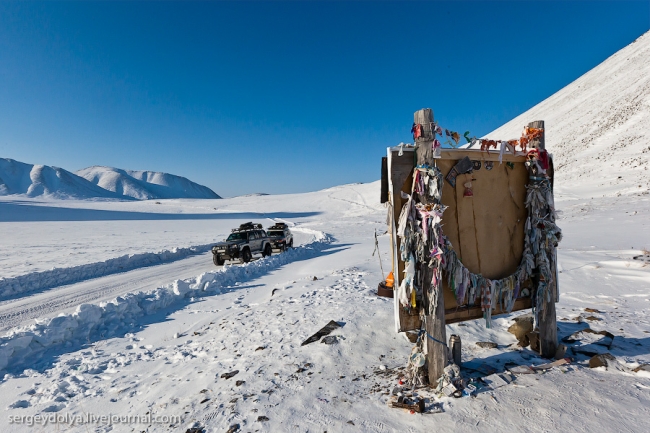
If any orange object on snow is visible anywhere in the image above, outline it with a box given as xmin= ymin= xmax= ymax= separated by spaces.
xmin=385 ymin=271 xmax=394 ymax=288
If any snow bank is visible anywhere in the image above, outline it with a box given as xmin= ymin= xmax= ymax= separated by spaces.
xmin=0 ymin=228 xmax=332 ymax=374
xmin=0 ymin=244 xmax=216 ymax=300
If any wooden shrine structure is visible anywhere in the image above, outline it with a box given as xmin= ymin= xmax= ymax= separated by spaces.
xmin=384 ymin=108 xmax=559 ymax=385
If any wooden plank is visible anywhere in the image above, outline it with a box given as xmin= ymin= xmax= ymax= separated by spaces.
xmin=455 ymin=172 xmax=480 ymax=272
xmin=439 ymin=148 xmax=525 ymax=162
xmin=445 ymin=298 xmax=532 ymax=324
xmin=529 ymin=120 xmax=558 ymax=359
xmin=388 ymin=148 xmax=420 ymax=332
xmin=424 ymin=265 xmax=447 ymax=386
xmin=436 ymin=151 xmax=529 ymax=315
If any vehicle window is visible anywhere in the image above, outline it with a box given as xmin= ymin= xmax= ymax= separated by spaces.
xmin=268 ymin=230 xmax=283 ymax=237
xmin=260 ymin=230 xmax=267 ymax=237
xmin=227 ymin=232 xmax=247 ymax=241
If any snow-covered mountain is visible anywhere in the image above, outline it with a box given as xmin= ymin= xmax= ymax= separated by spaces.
xmin=0 ymin=158 xmax=221 ymax=200
xmin=76 ymin=166 xmax=221 ymax=200
xmin=486 ymin=31 xmax=650 ymax=199
xmin=0 ymin=158 xmax=124 ymax=199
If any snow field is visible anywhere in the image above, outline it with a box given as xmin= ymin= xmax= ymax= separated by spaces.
xmin=0 ymin=227 xmax=332 ymax=375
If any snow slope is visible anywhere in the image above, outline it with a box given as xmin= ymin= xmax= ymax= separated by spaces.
xmin=0 ymin=158 xmax=124 ymax=200
xmin=76 ymin=166 xmax=221 ymax=200
xmin=485 ymin=30 xmax=650 ymax=199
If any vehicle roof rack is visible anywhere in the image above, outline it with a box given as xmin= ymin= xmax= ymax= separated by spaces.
xmin=268 ymin=222 xmax=288 ymax=230
xmin=237 ymin=222 xmax=262 ymax=230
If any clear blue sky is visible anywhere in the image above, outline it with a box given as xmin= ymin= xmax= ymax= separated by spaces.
xmin=1 ymin=1 xmax=648 ymax=197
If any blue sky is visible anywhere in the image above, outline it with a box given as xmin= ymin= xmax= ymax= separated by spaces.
xmin=0 ymin=1 xmax=648 ymax=197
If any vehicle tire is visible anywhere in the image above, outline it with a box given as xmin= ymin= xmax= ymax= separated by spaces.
xmin=289 ymin=239 xmax=294 ymax=248
xmin=240 ymin=248 xmax=252 ymax=263
xmin=280 ymin=242 xmax=286 ymax=252
xmin=263 ymin=243 xmax=272 ymax=257
xmin=213 ymin=254 xmax=225 ymax=266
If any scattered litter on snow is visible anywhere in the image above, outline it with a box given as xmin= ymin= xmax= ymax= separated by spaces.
xmin=300 ymin=320 xmax=342 ymax=346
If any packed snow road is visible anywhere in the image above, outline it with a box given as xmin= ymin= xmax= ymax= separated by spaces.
xmin=0 ymin=232 xmax=314 ymax=332
xmin=0 ymin=252 xmax=218 ymax=331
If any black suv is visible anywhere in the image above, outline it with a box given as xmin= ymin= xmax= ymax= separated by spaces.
xmin=266 ymin=222 xmax=294 ymax=252
xmin=212 ymin=222 xmax=273 ymax=265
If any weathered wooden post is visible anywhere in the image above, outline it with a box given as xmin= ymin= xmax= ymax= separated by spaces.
xmin=412 ymin=108 xmax=449 ymax=386
xmin=528 ymin=120 xmax=558 ymax=358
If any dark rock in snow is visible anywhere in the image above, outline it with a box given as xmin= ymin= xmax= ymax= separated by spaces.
xmin=321 ymin=336 xmax=339 ymax=345
xmin=633 ymin=364 xmax=650 ymax=373
xmin=220 ymin=370 xmax=239 ymax=379
xmin=476 ymin=342 xmax=498 ymax=349
xmin=508 ymin=314 xmax=534 ymax=346
xmin=226 ymin=424 xmax=240 ymax=433
xmin=257 ymin=416 xmax=269 ymax=422
xmin=589 ymin=353 xmax=616 ymax=369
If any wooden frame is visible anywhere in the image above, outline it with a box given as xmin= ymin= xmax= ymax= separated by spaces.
xmin=388 ymin=147 xmax=541 ymax=329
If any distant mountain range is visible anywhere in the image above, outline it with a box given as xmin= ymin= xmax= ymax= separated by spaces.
xmin=0 ymin=158 xmax=221 ymax=200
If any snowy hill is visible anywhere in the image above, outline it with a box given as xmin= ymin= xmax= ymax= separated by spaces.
xmin=0 ymin=158 xmax=123 ymax=199
xmin=486 ymin=31 xmax=650 ymax=199
xmin=76 ymin=166 xmax=221 ymax=200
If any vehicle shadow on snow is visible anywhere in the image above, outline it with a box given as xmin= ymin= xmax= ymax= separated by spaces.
xmin=2 ymin=242 xmax=352 ymax=377
xmin=0 ymin=201 xmax=321 ymax=222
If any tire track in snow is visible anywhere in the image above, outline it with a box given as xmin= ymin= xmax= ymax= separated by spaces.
xmin=0 ymin=243 xmax=217 ymax=302
xmin=0 ymin=227 xmax=334 ymax=375
xmin=0 ymin=252 xmax=217 ymax=331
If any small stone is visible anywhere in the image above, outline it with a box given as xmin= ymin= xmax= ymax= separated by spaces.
xmin=255 ymin=346 xmax=265 ymax=351
xmin=236 ymin=380 xmax=245 ymax=386
xmin=220 ymin=370 xmax=239 ymax=379
xmin=347 ymin=421 xmax=355 ymax=425
xmin=584 ymin=316 xmax=602 ymax=321
xmin=200 ymin=398 xmax=209 ymax=404
xmin=528 ymin=331 xmax=540 ymax=353
xmin=584 ymin=308 xmax=603 ymax=313
xmin=313 ymin=276 xmax=318 ymax=281
xmin=226 ymin=424 xmax=240 ymax=433
xmin=589 ymin=353 xmax=616 ymax=369
xmin=257 ymin=416 xmax=269 ymax=422
xmin=508 ymin=314 xmax=534 ymax=347
xmin=476 ymin=342 xmax=498 ymax=349
xmin=321 ymin=335 xmax=339 ymax=345
xmin=633 ymin=364 xmax=650 ymax=373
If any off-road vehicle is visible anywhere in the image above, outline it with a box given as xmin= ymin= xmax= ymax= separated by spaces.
xmin=212 ymin=222 xmax=272 ymax=265
xmin=266 ymin=222 xmax=294 ymax=252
